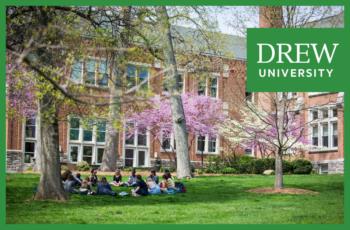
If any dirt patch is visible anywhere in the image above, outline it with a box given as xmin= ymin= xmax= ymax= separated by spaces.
xmin=247 ymin=187 xmax=319 ymax=195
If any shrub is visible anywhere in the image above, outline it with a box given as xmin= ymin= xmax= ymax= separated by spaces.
xmin=292 ymin=159 xmax=313 ymax=174
xmin=207 ymin=155 xmax=222 ymax=172
xmin=235 ymin=156 xmax=255 ymax=174
xmin=76 ymin=161 xmax=90 ymax=171
xmin=221 ymin=167 xmax=237 ymax=174
xmin=282 ymin=160 xmax=293 ymax=174
xmin=253 ymin=159 xmax=266 ymax=174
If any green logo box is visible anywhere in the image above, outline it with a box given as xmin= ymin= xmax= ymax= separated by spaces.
xmin=247 ymin=29 xmax=348 ymax=92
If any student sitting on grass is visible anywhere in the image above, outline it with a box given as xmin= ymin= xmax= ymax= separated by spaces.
xmin=110 ymin=169 xmax=123 ymax=187
xmin=61 ymin=169 xmax=72 ymax=182
xmin=131 ymin=175 xmax=148 ymax=197
xmin=147 ymin=169 xmax=159 ymax=184
xmin=160 ymin=174 xmax=178 ymax=194
xmin=79 ymin=176 xmax=95 ymax=195
xmin=63 ymin=174 xmax=78 ymax=193
xmin=147 ymin=178 xmax=161 ymax=195
xmin=127 ymin=168 xmax=137 ymax=187
xmin=89 ymin=169 xmax=98 ymax=186
xmin=96 ymin=177 xmax=116 ymax=196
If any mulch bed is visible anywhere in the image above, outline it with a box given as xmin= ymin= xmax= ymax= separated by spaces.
xmin=247 ymin=187 xmax=319 ymax=195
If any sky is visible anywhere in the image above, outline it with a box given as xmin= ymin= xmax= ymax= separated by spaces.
xmin=176 ymin=6 xmax=344 ymax=37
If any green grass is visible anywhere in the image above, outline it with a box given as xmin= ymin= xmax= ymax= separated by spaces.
xmin=6 ymin=173 xmax=343 ymax=224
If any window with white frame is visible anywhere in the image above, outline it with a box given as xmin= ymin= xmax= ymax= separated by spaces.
xmin=197 ymin=75 xmax=218 ymax=98
xmin=123 ymin=123 xmax=149 ymax=167
xmin=24 ymin=117 xmax=37 ymax=163
xmin=70 ymin=58 xmax=109 ymax=87
xmin=68 ymin=117 xmax=106 ymax=165
xmin=124 ymin=123 xmax=148 ymax=147
xmin=126 ymin=64 xmax=149 ymax=89
xmin=161 ymin=131 xmax=176 ymax=151
xmin=279 ymin=92 xmax=297 ymax=100
xmin=309 ymin=106 xmax=338 ymax=151
xmin=196 ymin=135 xmax=219 ymax=154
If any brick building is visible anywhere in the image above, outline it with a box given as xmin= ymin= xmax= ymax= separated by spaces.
xmin=6 ymin=11 xmax=344 ymax=173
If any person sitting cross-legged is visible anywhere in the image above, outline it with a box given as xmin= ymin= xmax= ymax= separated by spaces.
xmin=96 ymin=177 xmax=116 ymax=196
xmin=126 ymin=168 xmax=137 ymax=187
xmin=131 ymin=175 xmax=149 ymax=197
xmin=110 ymin=169 xmax=123 ymax=187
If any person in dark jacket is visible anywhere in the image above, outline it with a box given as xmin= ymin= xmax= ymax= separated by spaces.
xmin=89 ymin=169 xmax=98 ymax=186
xmin=63 ymin=174 xmax=78 ymax=193
xmin=131 ymin=175 xmax=148 ymax=196
xmin=96 ymin=177 xmax=116 ymax=196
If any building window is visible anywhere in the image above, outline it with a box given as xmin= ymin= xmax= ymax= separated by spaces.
xmin=86 ymin=59 xmax=96 ymax=85
xmin=83 ymin=120 xmax=94 ymax=142
xmin=24 ymin=141 xmax=35 ymax=163
xmin=96 ymin=121 xmax=106 ymax=143
xmin=161 ymin=131 xmax=176 ymax=151
xmin=197 ymin=78 xmax=206 ymax=95
xmin=322 ymin=123 xmax=329 ymax=147
xmin=96 ymin=148 xmax=104 ymax=164
xmin=309 ymin=106 xmax=338 ymax=151
xmin=126 ymin=64 xmax=149 ymax=89
xmin=69 ymin=117 xmax=80 ymax=141
xmin=196 ymin=135 xmax=218 ymax=154
xmin=312 ymin=126 xmax=318 ymax=146
xmin=82 ymin=146 xmax=93 ymax=165
xmin=197 ymin=75 xmax=218 ymax=97
xmin=25 ymin=118 xmax=36 ymax=139
xmin=70 ymin=58 xmax=109 ymax=87
xmin=209 ymin=77 xmax=217 ymax=98
xmin=70 ymin=60 xmax=83 ymax=83
xmin=24 ymin=117 xmax=37 ymax=163
xmin=69 ymin=145 xmax=79 ymax=163
xmin=279 ymin=92 xmax=297 ymax=100
xmin=332 ymin=122 xmax=338 ymax=147
xmin=319 ymin=163 xmax=328 ymax=174
xmin=125 ymin=122 xmax=135 ymax=145
xmin=137 ymin=129 xmax=147 ymax=146
xmin=68 ymin=117 xmax=106 ymax=165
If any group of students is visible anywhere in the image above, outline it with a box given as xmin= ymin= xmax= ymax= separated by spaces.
xmin=61 ymin=168 xmax=185 ymax=197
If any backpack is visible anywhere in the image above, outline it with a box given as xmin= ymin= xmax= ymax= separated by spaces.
xmin=175 ymin=182 xmax=186 ymax=193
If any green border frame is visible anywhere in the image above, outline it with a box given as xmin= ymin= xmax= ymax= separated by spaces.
xmin=1 ymin=0 xmax=349 ymax=228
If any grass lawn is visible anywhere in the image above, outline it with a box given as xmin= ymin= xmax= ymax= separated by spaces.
xmin=6 ymin=173 xmax=343 ymax=224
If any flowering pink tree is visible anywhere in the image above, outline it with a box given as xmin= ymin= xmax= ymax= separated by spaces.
xmin=220 ymin=95 xmax=311 ymax=189
xmin=6 ymin=63 xmax=37 ymax=118
xmin=128 ymin=93 xmax=226 ymax=166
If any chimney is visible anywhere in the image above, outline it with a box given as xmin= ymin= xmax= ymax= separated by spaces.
xmin=259 ymin=6 xmax=283 ymax=28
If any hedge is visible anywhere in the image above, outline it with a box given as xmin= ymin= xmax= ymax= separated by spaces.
xmin=204 ymin=156 xmax=312 ymax=175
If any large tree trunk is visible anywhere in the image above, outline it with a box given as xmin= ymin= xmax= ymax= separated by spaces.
xmin=274 ymin=149 xmax=283 ymax=189
xmin=100 ymin=7 xmax=131 ymax=172
xmin=100 ymin=74 xmax=119 ymax=172
xmin=158 ymin=6 xmax=191 ymax=178
xmin=34 ymin=94 xmax=67 ymax=201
